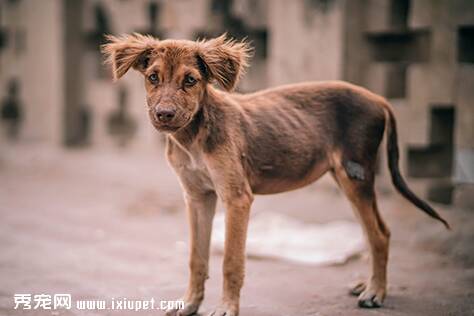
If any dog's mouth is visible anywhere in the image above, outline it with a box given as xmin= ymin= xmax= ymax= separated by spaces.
xmin=148 ymin=110 xmax=193 ymax=133
xmin=152 ymin=121 xmax=181 ymax=132
xmin=159 ymin=125 xmax=180 ymax=132
xmin=151 ymin=117 xmax=191 ymax=133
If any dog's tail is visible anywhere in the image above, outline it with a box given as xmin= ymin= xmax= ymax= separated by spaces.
xmin=382 ymin=103 xmax=450 ymax=229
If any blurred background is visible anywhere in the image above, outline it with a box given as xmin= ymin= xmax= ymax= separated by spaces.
xmin=1 ymin=1 xmax=474 ymax=315
xmin=1 ymin=0 xmax=473 ymax=206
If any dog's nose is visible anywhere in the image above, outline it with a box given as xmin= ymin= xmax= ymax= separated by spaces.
xmin=155 ymin=109 xmax=176 ymax=123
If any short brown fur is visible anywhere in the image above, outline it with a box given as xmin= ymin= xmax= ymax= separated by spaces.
xmin=102 ymin=33 xmax=449 ymax=316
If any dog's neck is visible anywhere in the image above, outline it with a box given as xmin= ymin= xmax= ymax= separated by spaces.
xmin=169 ymin=85 xmax=229 ymax=152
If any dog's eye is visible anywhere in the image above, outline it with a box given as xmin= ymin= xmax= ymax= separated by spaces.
xmin=148 ymin=73 xmax=159 ymax=84
xmin=184 ymin=75 xmax=197 ymax=87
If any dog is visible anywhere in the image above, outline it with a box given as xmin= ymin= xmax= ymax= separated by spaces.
xmin=102 ymin=33 xmax=449 ymax=316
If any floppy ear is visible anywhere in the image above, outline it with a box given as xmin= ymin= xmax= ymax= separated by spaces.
xmin=101 ymin=33 xmax=158 ymax=81
xmin=198 ymin=34 xmax=252 ymax=91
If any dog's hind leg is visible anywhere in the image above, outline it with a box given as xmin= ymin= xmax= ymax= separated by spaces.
xmin=331 ymin=157 xmax=390 ymax=308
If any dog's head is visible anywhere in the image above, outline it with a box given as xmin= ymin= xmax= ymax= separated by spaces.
xmin=102 ymin=33 xmax=251 ymax=132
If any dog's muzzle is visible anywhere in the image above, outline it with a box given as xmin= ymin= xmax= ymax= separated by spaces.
xmin=155 ymin=109 xmax=176 ymax=123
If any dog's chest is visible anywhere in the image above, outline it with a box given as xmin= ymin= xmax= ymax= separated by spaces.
xmin=167 ymin=139 xmax=215 ymax=192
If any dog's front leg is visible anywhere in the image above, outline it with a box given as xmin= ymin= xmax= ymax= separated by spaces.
xmin=210 ymin=188 xmax=253 ymax=316
xmin=166 ymin=191 xmax=217 ymax=316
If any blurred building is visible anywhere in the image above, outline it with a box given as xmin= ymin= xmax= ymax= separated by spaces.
xmin=0 ymin=0 xmax=473 ymax=207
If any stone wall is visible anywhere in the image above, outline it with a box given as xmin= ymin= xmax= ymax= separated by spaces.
xmin=343 ymin=0 xmax=474 ymax=207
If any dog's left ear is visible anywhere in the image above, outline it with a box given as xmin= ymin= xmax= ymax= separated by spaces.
xmin=198 ymin=34 xmax=252 ymax=91
xmin=101 ymin=33 xmax=158 ymax=81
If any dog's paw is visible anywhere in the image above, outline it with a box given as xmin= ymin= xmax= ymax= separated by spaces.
xmin=349 ymin=281 xmax=366 ymax=296
xmin=207 ymin=302 xmax=238 ymax=316
xmin=165 ymin=300 xmax=200 ymax=316
xmin=357 ymin=285 xmax=385 ymax=308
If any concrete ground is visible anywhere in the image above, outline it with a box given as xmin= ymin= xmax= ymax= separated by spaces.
xmin=1 ymin=145 xmax=473 ymax=316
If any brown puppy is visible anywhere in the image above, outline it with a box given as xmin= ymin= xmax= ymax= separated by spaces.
xmin=102 ymin=33 xmax=449 ymax=316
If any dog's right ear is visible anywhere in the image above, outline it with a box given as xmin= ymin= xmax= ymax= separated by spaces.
xmin=198 ymin=34 xmax=252 ymax=91
xmin=101 ymin=33 xmax=158 ymax=81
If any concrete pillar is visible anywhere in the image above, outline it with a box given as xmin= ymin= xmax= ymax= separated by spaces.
xmin=1 ymin=0 xmax=64 ymax=146
xmin=268 ymin=0 xmax=345 ymax=87
xmin=64 ymin=0 xmax=87 ymax=146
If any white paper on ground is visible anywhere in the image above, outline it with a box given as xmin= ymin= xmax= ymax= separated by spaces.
xmin=211 ymin=212 xmax=365 ymax=265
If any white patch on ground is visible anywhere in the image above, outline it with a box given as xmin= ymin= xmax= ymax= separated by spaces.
xmin=212 ymin=212 xmax=365 ymax=265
